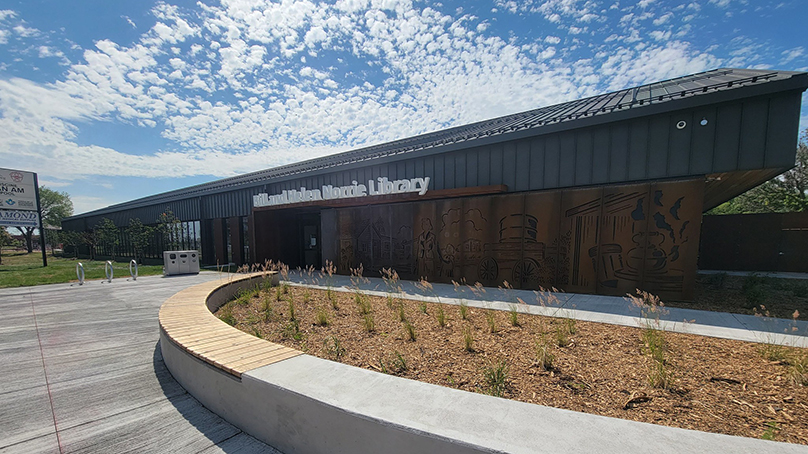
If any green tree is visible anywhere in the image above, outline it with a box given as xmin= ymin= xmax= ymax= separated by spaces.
xmin=0 ymin=228 xmax=18 ymax=265
xmin=94 ymin=218 xmax=120 ymax=261
xmin=15 ymin=187 xmax=74 ymax=253
xmin=156 ymin=210 xmax=182 ymax=251
xmin=60 ymin=230 xmax=83 ymax=258
xmin=128 ymin=218 xmax=154 ymax=264
xmin=709 ymin=130 xmax=808 ymax=214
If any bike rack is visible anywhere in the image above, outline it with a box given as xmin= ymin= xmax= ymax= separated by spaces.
xmin=129 ymin=259 xmax=138 ymax=280
xmin=105 ymin=261 xmax=113 ymax=283
xmin=76 ymin=262 xmax=85 ymax=285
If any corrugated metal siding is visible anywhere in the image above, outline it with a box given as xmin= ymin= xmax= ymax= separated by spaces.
xmin=62 ymin=87 xmax=805 ymax=231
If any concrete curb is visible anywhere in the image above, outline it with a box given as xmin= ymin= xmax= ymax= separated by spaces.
xmin=160 ymin=276 xmax=808 ymax=454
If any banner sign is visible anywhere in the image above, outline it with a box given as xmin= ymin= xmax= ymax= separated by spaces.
xmin=0 ymin=209 xmax=39 ymax=228
xmin=253 ymin=176 xmax=430 ymax=208
xmin=0 ymin=167 xmax=37 ymax=211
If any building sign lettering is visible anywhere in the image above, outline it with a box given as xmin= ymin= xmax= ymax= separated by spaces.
xmin=0 ymin=209 xmax=39 ymax=228
xmin=0 ymin=167 xmax=37 ymax=211
xmin=253 ymin=176 xmax=430 ymax=208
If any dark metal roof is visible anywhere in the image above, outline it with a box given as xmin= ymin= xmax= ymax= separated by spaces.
xmin=67 ymin=67 xmax=808 ymax=220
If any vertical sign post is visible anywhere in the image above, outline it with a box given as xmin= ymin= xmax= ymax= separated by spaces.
xmin=34 ymin=173 xmax=47 ymax=267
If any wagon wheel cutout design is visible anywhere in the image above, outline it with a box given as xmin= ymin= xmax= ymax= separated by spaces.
xmin=513 ymin=258 xmax=540 ymax=287
xmin=478 ymin=257 xmax=499 ymax=281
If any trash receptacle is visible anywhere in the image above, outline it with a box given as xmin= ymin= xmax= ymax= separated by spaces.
xmin=164 ymin=250 xmax=200 ymax=276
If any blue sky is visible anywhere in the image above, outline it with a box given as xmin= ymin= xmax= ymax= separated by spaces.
xmin=0 ymin=0 xmax=806 ymax=215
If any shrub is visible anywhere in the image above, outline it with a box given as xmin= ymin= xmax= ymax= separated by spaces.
xmin=486 ymin=310 xmax=497 ymax=333
xmin=482 ymin=359 xmax=509 ymax=397
xmin=463 ymin=328 xmax=474 ymax=352
xmin=397 ymin=303 xmax=407 ymax=322
xmin=392 ymin=351 xmax=408 ymax=373
xmin=536 ymin=332 xmax=554 ymax=371
xmin=459 ymin=301 xmax=469 ymax=320
xmin=362 ymin=313 xmax=375 ymax=333
xmin=403 ymin=320 xmax=416 ymax=341
xmin=508 ymin=305 xmax=519 ymax=327
xmin=419 ymin=301 xmax=428 ymax=314
xmin=791 ymin=352 xmax=807 ymax=386
xmin=355 ymin=293 xmax=372 ymax=315
xmin=436 ymin=306 xmax=446 ymax=328
xmin=288 ymin=300 xmax=297 ymax=321
xmin=219 ymin=304 xmax=236 ymax=326
xmin=323 ymin=336 xmax=345 ymax=361
xmin=315 ymin=306 xmax=329 ymax=326
xmin=262 ymin=295 xmax=274 ymax=322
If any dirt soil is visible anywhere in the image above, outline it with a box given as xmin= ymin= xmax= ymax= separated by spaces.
xmin=217 ymin=284 xmax=808 ymax=444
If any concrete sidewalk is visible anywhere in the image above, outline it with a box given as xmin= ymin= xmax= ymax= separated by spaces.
xmin=287 ymin=271 xmax=808 ymax=347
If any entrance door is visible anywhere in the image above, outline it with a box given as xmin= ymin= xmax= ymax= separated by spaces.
xmin=301 ymin=214 xmax=321 ymax=268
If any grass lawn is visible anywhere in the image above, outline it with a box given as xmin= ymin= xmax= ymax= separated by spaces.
xmin=0 ymin=251 xmax=165 ymax=288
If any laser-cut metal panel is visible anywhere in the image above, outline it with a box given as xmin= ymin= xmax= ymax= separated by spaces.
xmin=557 ymin=187 xmax=603 ymax=294
xmin=641 ymin=179 xmax=704 ymax=301
xmin=435 ymin=199 xmax=465 ymax=283
xmin=461 ymin=196 xmax=495 ymax=286
xmin=353 ymin=206 xmax=374 ymax=274
xmin=523 ymin=191 xmax=562 ymax=290
xmin=597 ymin=183 xmax=651 ymax=296
xmin=462 ymin=194 xmax=528 ymax=288
xmin=337 ymin=208 xmax=356 ymax=274
xmin=391 ymin=203 xmax=415 ymax=280
xmin=413 ymin=201 xmax=438 ymax=281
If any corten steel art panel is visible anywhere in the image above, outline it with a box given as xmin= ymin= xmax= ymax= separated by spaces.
xmin=557 ymin=187 xmax=603 ymax=294
xmin=597 ymin=183 xmax=651 ymax=296
xmin=325 ymin=178 xmax=704 ymax=300
xmin=461 ymin=196 xmax=496 ymax=287
xmin=337 ymin=208 xmax=356 ymax=274
xmin=413 ymin=201 xmax=438 ymax=281
xmin=642 ymin=180 xmax=704 ymax=300
xmin=435 ymin=198 xmax=465 ymax=283
xmin=523 ymin=191 xmax=562 ymax=289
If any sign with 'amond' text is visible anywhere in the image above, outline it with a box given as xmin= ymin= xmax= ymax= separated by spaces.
xmin=0 ymin=209 xmax=39 ymax=228
xmin=253 ymin=176 xmax=430 ymax=208
xmin=0 ymin=167 xmax=37 ymax=211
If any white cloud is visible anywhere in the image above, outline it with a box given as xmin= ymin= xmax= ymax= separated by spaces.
xmin=781 ymin=47 xmax=804 ymax=64
xmin=5 ymin=0 xmax=796 ymax=195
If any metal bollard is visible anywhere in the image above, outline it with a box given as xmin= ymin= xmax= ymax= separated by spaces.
xmin=105 ymin=261 xmax=113 ymax=283
xmin=129 ymin=259 xmax=138 ymax=281
xmin=76 ymin=262 xmax=85 ymax=285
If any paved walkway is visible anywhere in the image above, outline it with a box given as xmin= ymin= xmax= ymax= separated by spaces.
xmin=288 ymin=271 xmax=808 ymax=347
xmin=0 ymin=272 xmax=281 ymax=454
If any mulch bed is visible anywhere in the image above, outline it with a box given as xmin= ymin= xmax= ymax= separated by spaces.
xmin=216 ymin=284 xmax=808 ymax=444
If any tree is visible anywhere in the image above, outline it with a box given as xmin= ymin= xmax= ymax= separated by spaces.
xmin=94 ymin=218 xmax=120 ymax=261
xmin=60 ymin=230 xmax=83 ymax=258
xmin=15 ymin=187 xmax=74 ymax=253
xmin=0 ymin=228 xmax=18 ymax=265
xmin=156 ymin=210 xmax=182 ymax=251
xmin=708 ymin=130 xmax=808 ymax=214
xmin=128 ymin=218 xmax=154 ymax=264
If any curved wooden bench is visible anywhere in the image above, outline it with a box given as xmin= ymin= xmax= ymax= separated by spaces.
xmin=158 ymin=272 xmax=301 ymax=378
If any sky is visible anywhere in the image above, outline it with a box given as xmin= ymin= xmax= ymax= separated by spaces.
xmin=0 ymin=0 xmax=806 ymax=216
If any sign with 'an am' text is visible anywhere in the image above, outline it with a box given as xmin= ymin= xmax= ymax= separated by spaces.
xmin=253 ymin=176 xmax=430 ymax=208
xmin=0 ymin=167 xmax=37 ymax=211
